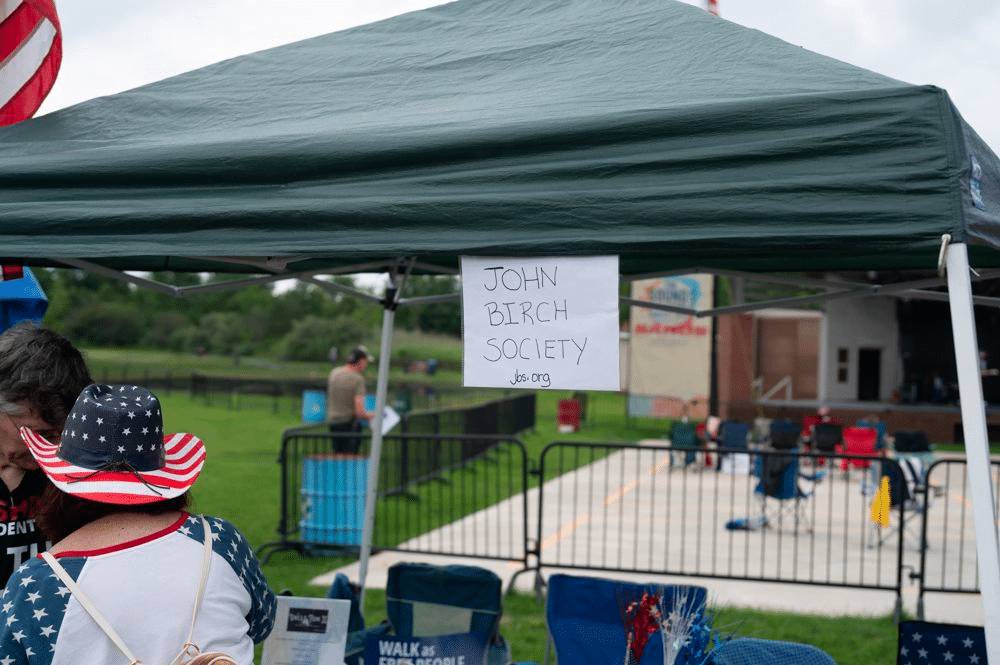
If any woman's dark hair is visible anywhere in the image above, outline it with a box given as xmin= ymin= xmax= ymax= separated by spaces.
xmin=35 ymin=482 xmax=191 ymax=544
xmin=0 ymin=322 xmax=93 ymax=427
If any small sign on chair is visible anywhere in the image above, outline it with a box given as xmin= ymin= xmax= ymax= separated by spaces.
xmin=261 ymin=596 xmax=351 ymax=665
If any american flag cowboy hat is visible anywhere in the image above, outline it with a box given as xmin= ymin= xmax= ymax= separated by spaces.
xmin=20 ymin=384 xmax=206 ymax=505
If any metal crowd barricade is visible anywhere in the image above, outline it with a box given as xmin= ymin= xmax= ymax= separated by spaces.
xmin=256 ymin=429 xmax=996 ymax=620
xmin=372 ymin=433 xmax=530 ymax=564
xmin=913 ymin=458 xmax=1000 ymax=619
xmin=533 ymin=442 xmax=908 ymax=617
xmin=256 ymin=393 xmax=535 ymax=563
xmin=256 ymin=427 xmax=530 ymax=569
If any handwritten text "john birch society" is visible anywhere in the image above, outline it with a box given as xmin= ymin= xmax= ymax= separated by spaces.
xmin=478 ymin=265 xmax=589 ymax=385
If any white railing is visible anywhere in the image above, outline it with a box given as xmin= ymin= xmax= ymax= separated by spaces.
xmin=753 ymin=375 xmax=793 ymax=401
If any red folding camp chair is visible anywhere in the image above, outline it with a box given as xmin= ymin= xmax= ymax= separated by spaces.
xmin=839 ymin=426 xmax=881 ymax=472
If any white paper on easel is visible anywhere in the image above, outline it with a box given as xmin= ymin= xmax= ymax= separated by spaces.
xmin=260 ymin=596 xmax=351 ymax=665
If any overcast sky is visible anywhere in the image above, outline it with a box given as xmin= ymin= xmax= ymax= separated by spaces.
xmin=39 ymin=0 xmax=1000 ymax=152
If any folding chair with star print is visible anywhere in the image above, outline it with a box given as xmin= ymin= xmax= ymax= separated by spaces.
xmin=897 ymin=620 xmax=986 ymax=665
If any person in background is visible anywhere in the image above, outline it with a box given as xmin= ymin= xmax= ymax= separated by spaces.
xmin=799 ymin=405 xmax=837 ymax=450
xmin=0 ymin=384 xmax=276 ymax=665
xmin=0 ymin=322 xmax=92 ymax=586
xmin=326 ymin=344 xmax=377 ymax=453
xmin=857 ymin=412 xmax=888 ymax=451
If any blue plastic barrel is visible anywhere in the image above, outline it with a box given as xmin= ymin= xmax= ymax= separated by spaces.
xmin=300 ymin=455 xmax=368 ymax=546
xmin=302 ymin=390 xmax=326 ymax=422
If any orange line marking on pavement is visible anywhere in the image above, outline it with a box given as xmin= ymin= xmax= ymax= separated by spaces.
xmin=951 ymin=491 xmax=971 ymax=509
xmin=539 ymin=512 xmax=590 ymax=551
xmin=604 ymin=454 xmax=671 ymax=506
xmin=605 ymin=479 xmax=640 ymax=506
xmin=650 ymin=454 xmax=671 ymax=475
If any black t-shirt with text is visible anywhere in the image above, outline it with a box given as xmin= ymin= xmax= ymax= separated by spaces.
xmin=0 ymin=469 xmax=50 ymax=587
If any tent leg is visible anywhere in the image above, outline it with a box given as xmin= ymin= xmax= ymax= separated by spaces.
xmin=946 ymin=242 xmax=1000 ymax=662
xmin=357 ymin=275 xmax=403 ymax=601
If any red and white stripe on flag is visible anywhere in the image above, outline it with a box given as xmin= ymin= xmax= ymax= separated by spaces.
xmin=707 ymin=0 xmax=719 ymax=15
xmin=0 ymin=0 xmax=62 ymax=126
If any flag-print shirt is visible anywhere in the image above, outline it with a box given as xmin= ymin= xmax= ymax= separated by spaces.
xmin=0 ymin=513 xmax=276 ymax=665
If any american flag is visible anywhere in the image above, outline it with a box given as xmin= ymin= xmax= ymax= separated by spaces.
xmin=0 ymin=0 xmax=62 ymax=126
xmin=898 ymin=621 xmax=986 ymax=665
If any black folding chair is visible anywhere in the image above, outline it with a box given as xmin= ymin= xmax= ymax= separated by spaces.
xmin=768 ymin=419 xmax=801 ymax=450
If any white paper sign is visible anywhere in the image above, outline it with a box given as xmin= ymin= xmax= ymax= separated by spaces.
xmin=461 ymin=256 xmax=620 ymax=391
xmin=261 ymin=596 xmax=351 ymax=665
xmin=380 ymin=405 xmax=401 ymax=435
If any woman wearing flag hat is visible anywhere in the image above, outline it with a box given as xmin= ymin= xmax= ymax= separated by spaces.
xmin=0 ymin=384 xmax=276 ymax=665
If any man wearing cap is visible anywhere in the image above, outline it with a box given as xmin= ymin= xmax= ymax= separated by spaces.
xmin=0 ymin=322 xmax=92 ymax=587
xmin=326 ymin=345 xmax=377 ymax=453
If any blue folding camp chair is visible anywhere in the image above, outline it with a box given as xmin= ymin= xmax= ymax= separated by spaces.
xmin=544 ymin=573 xmax=708 ymax=665
xmin=717 ymin=421 xmax=751 ymax=473
xmin=384 ymin=562 xmax=513 ymax=665
xmin=709 ymin=637 xmax=836 ymax=665
xmin=754 ymin=452 xmax=823 ymax=532
xmin=326 ymin=573 xmax=390 ymax=665
xmin=718 ymin=421 xmax=750 ymax=453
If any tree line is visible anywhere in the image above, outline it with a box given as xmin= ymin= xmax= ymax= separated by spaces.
xmin=32 ymin=268 xmax=461 ymax=361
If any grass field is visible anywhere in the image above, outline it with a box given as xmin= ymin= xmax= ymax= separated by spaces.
xmin=83 ymin=330 xmax=466 ymax=386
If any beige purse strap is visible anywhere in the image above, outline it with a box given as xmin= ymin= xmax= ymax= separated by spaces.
xmin=41 ymin=515 xmax=215 ymax=665
xmin=172 ymin=516 xmax=215 ymax=665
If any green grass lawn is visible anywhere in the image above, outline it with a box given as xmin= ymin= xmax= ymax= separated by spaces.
xmin=83 ymin=330 xmax=467 ymax=388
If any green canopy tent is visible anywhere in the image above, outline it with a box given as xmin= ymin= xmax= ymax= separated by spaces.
xmin=1 ymin=0 xmax=998 ymax=650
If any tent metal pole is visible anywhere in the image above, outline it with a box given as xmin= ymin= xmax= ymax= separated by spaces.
xmin=357 ymin=300 xmax=394 ymax=599
xmin=357 ymin=260 xmax=411 ymax=601
xmin=945 ymin=242 xmax=1000 ymax=661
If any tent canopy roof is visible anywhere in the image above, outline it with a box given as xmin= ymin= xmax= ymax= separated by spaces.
xmin=1 ymin=0 xmax=998 ymax=277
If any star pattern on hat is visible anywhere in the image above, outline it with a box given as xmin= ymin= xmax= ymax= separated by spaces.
xmin=0 ymin=515 xmax=276 ymax=665
xmin=58 ymin=385 xmax=166 ymax=471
